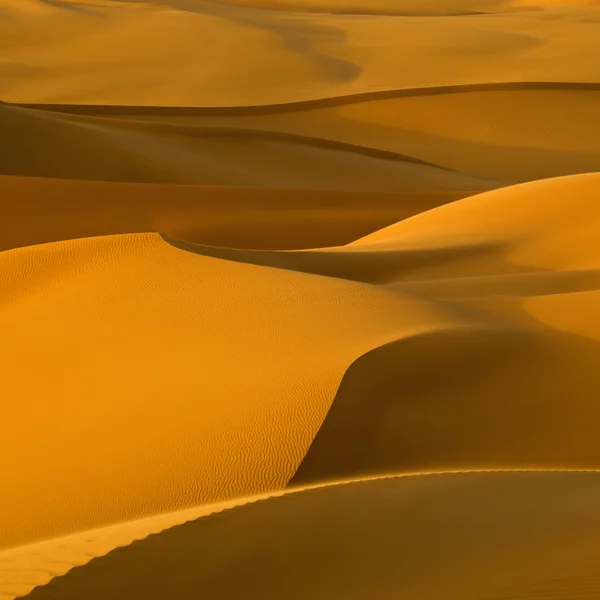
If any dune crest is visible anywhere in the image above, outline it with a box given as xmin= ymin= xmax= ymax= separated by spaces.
xmin=3 ymin=0 xmax=600 ymax=105
xmin=4 ymin=174 xmax=600 ymax=555
xmin=5 ymin=471 xmax=600 ymax=599
xmin=1 ymin=231 xmax=460 ymax=549
xmin=0 ymin=175 xmax=474 ymax=252
xmin=4 ymin=0 xmax=600 ymax=597
xmin=0 ymin=102 xmax=495 ymax=190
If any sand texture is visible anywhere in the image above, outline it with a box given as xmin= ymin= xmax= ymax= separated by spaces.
xmin=2 ymin=0 xmax=600 ymax=598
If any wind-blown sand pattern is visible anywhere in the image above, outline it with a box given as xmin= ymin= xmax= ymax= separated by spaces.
xmin=2 ymin=0 xmax=600 ymax=598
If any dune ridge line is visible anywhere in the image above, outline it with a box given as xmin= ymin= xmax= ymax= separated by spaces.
xmin=10 ymin=81 xmax=600 ymax=116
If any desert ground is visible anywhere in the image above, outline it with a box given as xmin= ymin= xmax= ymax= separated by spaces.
xmin=2 ymin=0 xmax=600 ymax=598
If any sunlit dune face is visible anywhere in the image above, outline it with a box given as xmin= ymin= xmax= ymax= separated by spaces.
xmin=2 ymin=0 xmax=600 ymax=598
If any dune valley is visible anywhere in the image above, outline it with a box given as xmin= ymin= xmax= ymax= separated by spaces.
xmin=2 ymin=0 xmax=600 ymax=598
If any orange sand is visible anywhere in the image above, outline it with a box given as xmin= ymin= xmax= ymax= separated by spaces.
xmin=2 ymin=0 xmax=600 ymax=598
xmin=7 ymin=471 xmax=600 ymax=600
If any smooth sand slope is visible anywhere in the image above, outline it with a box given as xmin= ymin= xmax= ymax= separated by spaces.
xmin=217 ymin=0 xmax=600 ymax=14
xmin=0 ymin=485 xmax=292 ymax=600
xmin=7 ymin=84 xmax=600 ymax=184
xmin=3 ymin=0 xmax=600 ymax=598
xmin=3 ymin=0 xmax=600 ymax=188
xmin=0 ymin=176 xmax=473 ymax=252
xmin=4 ymin=174 xmax=600 ymax=555
xmin=1 ymin=231 xmax=455 ymax=549
xmin=2 ymin=0 xmax=600 ymax=105
xmin=4 ymin=471 xmax=600 ymax=599
xmin=0 ymin=102 xmax=495 ymax=191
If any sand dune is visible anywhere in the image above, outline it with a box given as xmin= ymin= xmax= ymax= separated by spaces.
xmin=8 ymin=82 xmax=600 ymax=183
xmin=1 ymin=231 xmax=459 ymax=549
xmin=3 ymin=0 xmax=600 ymax=105
xmin=5 ymin=471 xmax=600 ymax=599
xmin=0 ymin=176 xmax=473 ymax=252
xmin=214 ymin=0 xmax=600 ymax=15
xmin=4 ymin=174 xmax=600 ymax=555
xmin=0 ymin=484 xmax=291 ymax=600
xmin=3 ymin=0 xmax=600 ymax=598
xmin=0 ymin=102 xmax=494 ymax=190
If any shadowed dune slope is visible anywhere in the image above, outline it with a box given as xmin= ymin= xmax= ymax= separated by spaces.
xmin=4 ymin=1 xmax=600 ymax=598
xmin=166 ymin=173 xmax=600 ymax=283
xmin=155 ymin=174 xmax=600 ymax=486
xmin=0 ymin=232 xmax=460 ymax=549
xmin=352 ymin=171 xmax=600 ymax=267
xmin=3 ymin=0 xmax=600 ymax=105
xmin=9 ymin=471 xmax=600 ymax=600
xmin=0 ymin=176 xmax=473 ymax=251
xmin=9 ymin=84 xmax=600 ymax=184
xmin=4 ymin=174 xmax=600 ymax=553
xmin=211 ymin=0 xmax=600 ymax=15
xmin=0 ymin=487 xmax=289 ymax=600
xmin=0 ymin=103 xmax=493 ymax=191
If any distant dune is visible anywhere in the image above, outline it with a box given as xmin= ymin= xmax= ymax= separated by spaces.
xmin=215 ymin=0 xmax=600 ymax=14
xmin=3 ymin=0 xmax=600 ymax=105
xmin=3 ymin=0 xmax=600 ymax=598
xmin=0 ymin=176 xmax=474 ymax=251
xmin=0 ymin=102 xmax=496 ymax=190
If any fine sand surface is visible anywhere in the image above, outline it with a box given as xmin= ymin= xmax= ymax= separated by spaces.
xmin=2 ymin=0 xmax=600 ymax=598
xmin=0 ymin=176 xmax=474 ymax=251
xmin=5 ymin=471 xmax=600 ymax=599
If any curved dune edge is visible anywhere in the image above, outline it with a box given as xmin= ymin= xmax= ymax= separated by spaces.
xmin=79 ymin=87 xmax=600 ymax=185
xmin=0 ymin=484 xmax=293 ymax=600
xmin=7 ymin=469 xmax=600 ymax=599
xmin=1 ymin=472 xmax=409 ymax=599
xmin=1 ymin=104 xmax=490 ymax=191
xmin=0 ymin=175 xmax=476 ymax=252
xmin=7 ymin=86 xmax=600 ymax=187
xmin=350 ymin=171 xmax=600 ymax=255
xmin=288 ymin=173 xmax=600 ymax=484
xmin=82 ymin=123 xmax=470 ymax=174
xmin=2 ymin=231 xmax=466 ymax=550
xmin=4 ymin=173 xmax=600 ymax=552
xmin=2 ymin=470 xmax=439 ymax=599
xmin=4 ymin=3 xmax=600 ymax=599
xmin=161 ymin=173 xmax=600 ymax=489
xmin=4 ymin=1 xmax=600 ymax=109
xmin=208 ymin=0 xmax=600 ymax=16
xmin=11 ymin=81 xmax=600 ymax=115
xmin=162 ymin=172 xmax=600 ymax=282
xmin=8 ymin=85 xmax=600 ymax=185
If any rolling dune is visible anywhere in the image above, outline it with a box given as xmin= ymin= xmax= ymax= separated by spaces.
xmin=0 ymin=176 xmax=473 ymax=251
xmin=1 ymin=231 xmax=460 ymax=549
xmin=5 ymin=471 xmax=600 ymax=599
xmin=0 ymin=102 xmax=495 ymax=190
xmin=3 ymin=0 xmax=600 ymax=598
xmin=4 ymin=174 xmax=600 ymax=552
xmin=3 ymin=0 xmax=600 ymax=105
xmin=8 ymin=82 xmax=600 ymax=184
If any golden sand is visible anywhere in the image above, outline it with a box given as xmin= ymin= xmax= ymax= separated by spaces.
xmin=6 ymin=471 xmax=600 ymax=600
xmin=2 ymin=0 xmax=600 ymax=598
